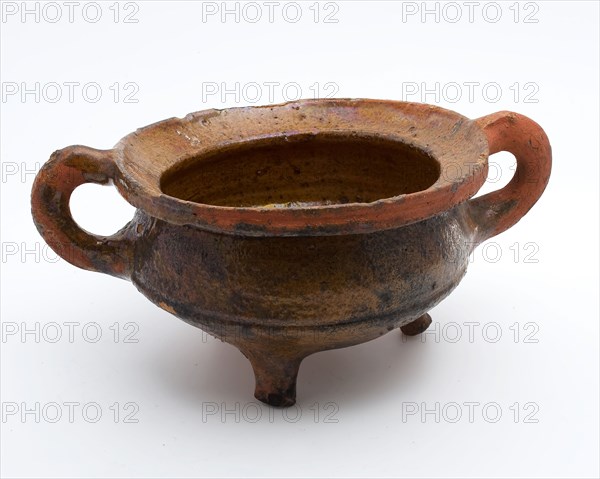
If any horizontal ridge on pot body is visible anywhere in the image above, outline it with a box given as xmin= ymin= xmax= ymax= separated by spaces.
xmin=129 ymin=204 xmax=476 ymax=354
xmin=31 ymin=99 xmax=552 ymax=407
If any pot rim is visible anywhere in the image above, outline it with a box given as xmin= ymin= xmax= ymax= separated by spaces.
xmin=113 ymin=98 xmax=489 ymax=236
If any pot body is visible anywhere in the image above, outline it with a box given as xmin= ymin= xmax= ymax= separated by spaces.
xmin=130 ymin=203 xmax=475 ymax=356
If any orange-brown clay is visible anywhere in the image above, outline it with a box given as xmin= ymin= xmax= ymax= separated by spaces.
xmin=31 ymin=99 xmax=551 ymax=407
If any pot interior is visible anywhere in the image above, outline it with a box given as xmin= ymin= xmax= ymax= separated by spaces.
xmin=160 ymin=133 xmax=440 ymax=208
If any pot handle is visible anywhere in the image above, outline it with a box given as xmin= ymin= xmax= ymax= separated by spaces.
xmin=469 ymin=111 xmax=552 ymax=244
xmin=31 ymin=145 xmax=134 ymax=279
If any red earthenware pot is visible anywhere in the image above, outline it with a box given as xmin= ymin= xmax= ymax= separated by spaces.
xmin=31 ymin=99 xmax=551 ymax=407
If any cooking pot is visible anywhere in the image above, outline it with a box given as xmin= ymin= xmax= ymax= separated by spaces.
xmin=31 ymin=99 xmax=551 ymax=407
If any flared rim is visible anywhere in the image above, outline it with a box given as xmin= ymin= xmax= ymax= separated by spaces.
xmin=113 ymin=98 xmax=489 ymax=236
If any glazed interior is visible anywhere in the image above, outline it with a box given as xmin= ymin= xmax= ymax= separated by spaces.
xmin=160 ymin=133 xmax=440 ymax=208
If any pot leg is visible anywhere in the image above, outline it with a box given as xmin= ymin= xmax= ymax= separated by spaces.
xmin=244 ymin=349 xmax=304 ymax=408
xmin=400 ymin=313 xmax=432 ymax=336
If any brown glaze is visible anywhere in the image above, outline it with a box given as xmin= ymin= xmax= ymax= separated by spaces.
xmin=31 ymin=99 xmax=552 ymax=407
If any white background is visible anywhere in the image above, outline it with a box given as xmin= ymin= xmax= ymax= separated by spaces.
xmin=1 ymin=1 xmax=599 ymax=478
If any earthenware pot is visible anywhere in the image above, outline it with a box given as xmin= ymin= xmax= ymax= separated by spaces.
xmin=31 ymin=99 xmax=551 ymax=407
